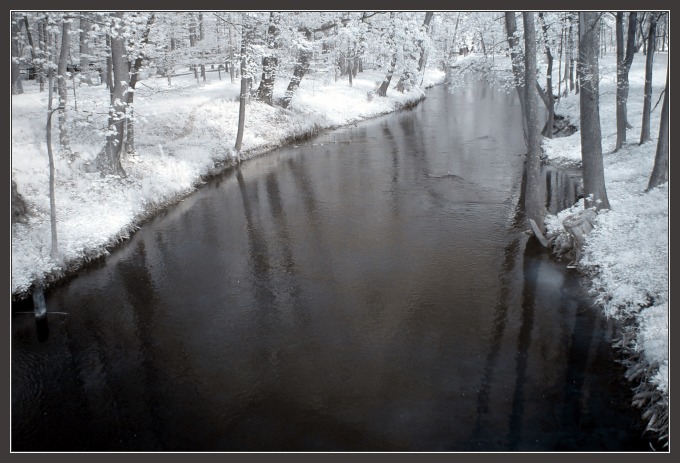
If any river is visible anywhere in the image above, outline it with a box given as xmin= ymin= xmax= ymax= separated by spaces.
xmin=11 ymin=79 xmax=649 ymax=451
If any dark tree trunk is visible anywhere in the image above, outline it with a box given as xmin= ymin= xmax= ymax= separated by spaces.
xmin=235 ymin=24 xmax=252 ymax=156
xmin=189 ymin=13 xmax=197 ymax=47
xmin=417 ymin=12 xmax=434 ymax=73
xmin=377 ymin=53 xmax=397 ymax=97
xmin=229 ymin=26 xmax=235 ymax=83
xmin=615 ymin=12 xmax=637 ymax=151
xmin=568 ymin=14 xmax=575 ymax=92
xmin=38 ymin=18 xmax=46 ymax=92
xmin=578 ymin=12 xmax=610 ymax=211
xmin=647 ymin=64 xmax=669 ymax=190
xmin=558 ymin=14 xmax=564 ymax=99
xmin=57 ymin=19 xmax=73 ymax=159
xmin=126 ymin=13 xmax=155 ymax=155
xmin=377 ymin=13 xmax=397 ymax=97
xmin=281 ymin=28 xmax=313 ymax=109
xmin=640 ymin=12 xmax=659 ymax=145
xmin=46 ymin=69 xmax=59 ymax=258
xmin=538 ymin=13 xmax=555 ymax=139
xmin=23 ymin=15 xmax=40 ymax=85
xmin=106 ymin=34 xmax=113 ymax=94
xmin=11 ymin=179 xmax=29 ymax=223
xmin=11 ymin=14 xmax=24 ymax=95
xmin=79 ymin=13 xmax=93 ymax=84
xmin=523 ymin=12 xmax=547 ymax=236
xmin=198 ymin=12 xmax=204 ymax=41
xmin=94 ymin=13 xmax=128 ymax=177
xmin=256 ymin=12 xmax=280 ymax=106
xmin=505 ymin=12 xmax=528 ymax=146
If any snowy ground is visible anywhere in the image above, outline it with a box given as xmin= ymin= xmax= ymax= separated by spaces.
xmin=11 ymin=66 xmax=445 ymax=298
xmin=542 ymin=52 xmax=669 ymax=429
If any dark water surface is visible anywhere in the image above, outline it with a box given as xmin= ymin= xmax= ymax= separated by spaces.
xmin=12 ymin=81 xmax=648 ymax=451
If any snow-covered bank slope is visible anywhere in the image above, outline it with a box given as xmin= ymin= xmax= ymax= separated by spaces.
xmin=11 ymin=68 xmax=445 ymax=297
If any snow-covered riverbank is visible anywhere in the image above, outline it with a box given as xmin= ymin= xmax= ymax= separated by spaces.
xmin=542 ymin=52 xmax=669 ymax=445
xmin=11 ymin=67 xmax=445 ymax=298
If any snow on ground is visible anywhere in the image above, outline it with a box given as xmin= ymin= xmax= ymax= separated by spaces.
xmin=11 ymin=66 xmax=445 ymax=297
xmin=543 ymin=53 xmax=669 ymax=398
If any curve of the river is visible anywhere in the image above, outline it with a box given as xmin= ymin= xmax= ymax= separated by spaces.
xmin=12 ymin=79 xmax=648 ymax=451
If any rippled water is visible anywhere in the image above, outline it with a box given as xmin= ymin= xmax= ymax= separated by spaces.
xmin=12 ymin=80 xmax=648 ymax=451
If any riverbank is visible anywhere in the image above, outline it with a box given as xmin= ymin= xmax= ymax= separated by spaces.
xmin=11 ymin=67 xmax=445 ymax=299
xmin=541 ymin=53 xmax=669 ymax=447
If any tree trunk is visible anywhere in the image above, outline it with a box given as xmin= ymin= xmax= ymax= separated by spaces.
xmin=23 ymin=15 xmax=39 ymax=84
xmin=615 ymin=12 xmax=625 ymax=151
xmin=189 ymin=12 xmax=197 ymax=47
xmin=557 ymin=15 xmax=564 ymax=99
xmin=46 ymin=69 xmax=59 ymax=259
xmin=281 ymin=28 xmax=313 ymax=109
xmin=126 ymin=13 xmax=155 ymax=155
xmin=11 ymin=14 xmax=24 ymax=95
xmin=523 ymin=12 xmax=547 ymax=236
xmin=417 ymin=12 xmax=434 ymax=74
xmin=234 ymin=23 xmax=250 ymax=157
xmin=578 ymin=12 xmax=610 ymax=211
xmin=79 ymin=13 xmax=93 ymax=85
xmin=564 ymin=13 xmax=574 ymax=92
xmin=57 ymin=19 xmax=73 ymax=159
xmin=376 ymin=13 xmax=398 ymax=97
xmin=93 ymin=13 xmax=128 ymax=177
xmin=647 ymin=64 xmax=669 ymax=190
xmin=256 ymin=12 xmax=280 ymax=106
xmin=229 ymin=25 xmax=235 ymax=83
xmin=106 ymin=33 xmax=113 ymax=94
xmin=640 ymin=12 xmax=659 ymax=145
xmin=11 ymin=179 xmax=29 ymax=223
xmin=538 ymin=13 xmax=555 ymax=139
xmin=505 ymin=12 xmax=528 ymax=146
xmin=38 ymin=18 xmax=46 ymax=92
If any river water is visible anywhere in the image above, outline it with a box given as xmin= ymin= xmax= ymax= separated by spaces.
xmin=12 ymin=79 xmax=648 ymax=451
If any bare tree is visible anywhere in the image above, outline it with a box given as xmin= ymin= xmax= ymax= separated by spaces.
xmin=79 ymin=13 xmax=93 ymax=85
xmin=46 ymin=66 xmax=59 ymax=258
xmin=22 ymin=14 xmax=41 ymax=89
xmin=377 ymin=12 xmax=397 ymax=97
xmin=281 ymin=27 xmax=313 ymax=108
xmin=234 ymin=20 xmax=253 ymax=158
xmin=640 ymin=12 xmax=660 ymax=145
xmin=522 ymin=12 xmax=548 ymax=236
xmin=538 ymin=12 xmax=555 ymax=138
xmin=92 ymin=13 xmax=129 ymax=176
xmin=126 ymin=13 xmax=156 ymax=154
xmin=57 ymin=17 xmax=74 ymax=160
xmin=11 ymin=13 xmax=24 ymax=95
xmin=256 ymin=12 xmax=280 ymax=106
xmin=647 ymin=64 xmax=669 ymax=190
xmin=578 ymin=12 xmax=610 ymax=211
xmin=614 ymin=12 xmax=637 ymax=152
xmin=11 ymin=179 xmax=29 ymax=223
xmin=505 ymin=12 xmax=528 ymax=146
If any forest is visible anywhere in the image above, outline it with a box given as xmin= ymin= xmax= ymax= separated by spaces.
xmin=11 ymin=11 xmax=668 ymax=451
